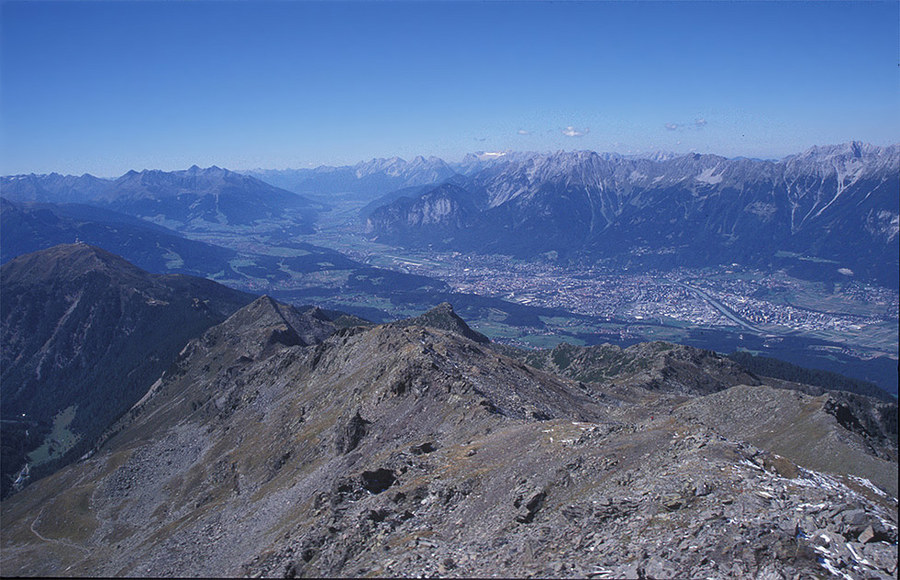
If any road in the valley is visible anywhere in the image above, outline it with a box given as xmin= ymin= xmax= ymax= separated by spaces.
xmin=673 ymin=281 xmax=774 ymax=335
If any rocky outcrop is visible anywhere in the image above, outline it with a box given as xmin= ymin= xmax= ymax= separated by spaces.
xmin=391 ymin=302 xmax=490 ymax=344
xmin=0 ymin=299 xmax=895 ymax=579
xmin=511 ymin=340 xmax=760 ymax=395
xmin=676 ymin=384 xmax=899 ymax=497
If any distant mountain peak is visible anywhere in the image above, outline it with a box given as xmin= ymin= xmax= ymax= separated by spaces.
xmin=795 ymin=141 xmax=898 ymax=161
xmin=370 ymin=142 xmax=899 ymax=288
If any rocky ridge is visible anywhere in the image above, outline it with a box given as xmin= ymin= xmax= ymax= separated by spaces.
xmin=499 ymin=340 xmax=898 ymax=495
xmin=0 ymin=297 xmax=896 ymax=578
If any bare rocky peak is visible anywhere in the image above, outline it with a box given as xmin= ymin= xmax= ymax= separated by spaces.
xmin=790 ymin=141 xmax=899 ymax=163
xmin=2 ymin=165 xmax=315 ymax=222
xmin=368 ymin=142 xmax=899 ymax=288
xmin=781 ymin=142 xmax=900 ymax=181
xmin=111 ymin=164 xmax=293 ymax=200
xmin=468 ymin=143 xmax=899 ymax=193
xmin=390 ymin=301 xmax=490 ymax=344
xmin=0 ymin=172 xmax=111 ymax=203
xmin=352 ymin=155 xmax=457 ymax=184
xmin=1 ymin=297 xmax=896 ymax=578
xmin=202 ymin=295 xmax=337 ymax=360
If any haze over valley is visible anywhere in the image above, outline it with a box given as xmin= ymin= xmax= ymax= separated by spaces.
xmin=3 ymin=143 xmax=898 ymax=394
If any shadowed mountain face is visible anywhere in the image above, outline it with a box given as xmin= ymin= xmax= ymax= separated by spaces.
xmin=0 ymin=286 xmax=896 ymax=578
xmin=367 ymin=143 xmax=900 ymax=288
xmin=0 ymin=198 xmax=238 ymax=276
xmin=0 ymin=244 xmax=254 ymax=497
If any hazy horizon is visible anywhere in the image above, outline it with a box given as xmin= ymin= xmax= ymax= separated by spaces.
xmin=4 ymin=140 xmax=899 ymax=181
xmin=2 ymin=1 xmax=898 ymax=176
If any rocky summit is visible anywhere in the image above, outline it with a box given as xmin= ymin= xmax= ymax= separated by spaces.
xmin=0 ymin=291 xmax=896 ymax=578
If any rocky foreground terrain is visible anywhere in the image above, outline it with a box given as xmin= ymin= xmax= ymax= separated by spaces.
xmin=0 ymin=297 xmax=897 ymax=578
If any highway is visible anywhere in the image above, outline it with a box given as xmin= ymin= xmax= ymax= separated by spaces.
xmin=673 ymin=281 xmax=773 ymax=335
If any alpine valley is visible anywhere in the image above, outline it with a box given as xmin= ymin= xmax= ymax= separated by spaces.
xmin=363 ymin=143 xmax=899 ymax=289
xmin=0 ymin=143 xmax=898 ymax=579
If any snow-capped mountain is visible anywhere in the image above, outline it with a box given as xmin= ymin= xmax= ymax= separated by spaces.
xmin=246 ymin=156 xmax=458 ymax=199
xmin=367 ymin=143 xmax=900 ymax=287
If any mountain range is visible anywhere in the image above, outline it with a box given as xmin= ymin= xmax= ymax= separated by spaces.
xmin=4 ymin=144 xmax=897 ymax=289
xmin=1 ymin=165 xmax=319 ymax=235
xmin=0 ymin=245 xmax=896 ymax=578
xmin=365 ymin=143 xmax=899 ymax=288
xmin=247 ymin=156 xmax=460 ymax=200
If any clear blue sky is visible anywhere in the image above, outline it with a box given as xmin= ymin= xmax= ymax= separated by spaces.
xmin=1 ymin=1 xmax=897 ymax=176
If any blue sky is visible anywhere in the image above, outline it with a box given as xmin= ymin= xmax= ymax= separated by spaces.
xmin=1 ymin=1 xmax=897 ymax=176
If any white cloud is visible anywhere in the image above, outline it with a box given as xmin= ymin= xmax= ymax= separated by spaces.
xmin=562 ymin=125 xmax=589 ymax=137
xmin=517 ymin=129 xmax=531 ymax=135
xmin=666 ymin=118 xmax=708 ymax=132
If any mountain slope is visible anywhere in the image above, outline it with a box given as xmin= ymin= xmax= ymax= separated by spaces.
xmin=367 ymin=143 xmax=900 ymax=287
xmin=247 ymin=155 xmax=459 ymax=201
xmin=499 ymin=340 xmax=898 ymax=494
xmin=366 ymin=182 xmax=482 ymax=245
xmin=105 ymin=165 xmax=318 ymax=231
xmin=0 ymin=198 xmax=239 ymax=277
xmin=676 ymin=384 xmax=899 ymax=496
xmin=2 ymin=165 xmax=320 ymax=235
xmin=0 ymin=298 xmax=895 ymax=578
xmin=0 ymin=244 xmax=254 ymax=497
xmin=509 ymin=341 xmax=761 ymax=395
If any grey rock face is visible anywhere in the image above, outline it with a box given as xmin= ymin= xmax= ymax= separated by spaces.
xmin=0 ymin=301 xmax=896 ymax=579
xmin=368 ymin=143 xmax=900 ymax=287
